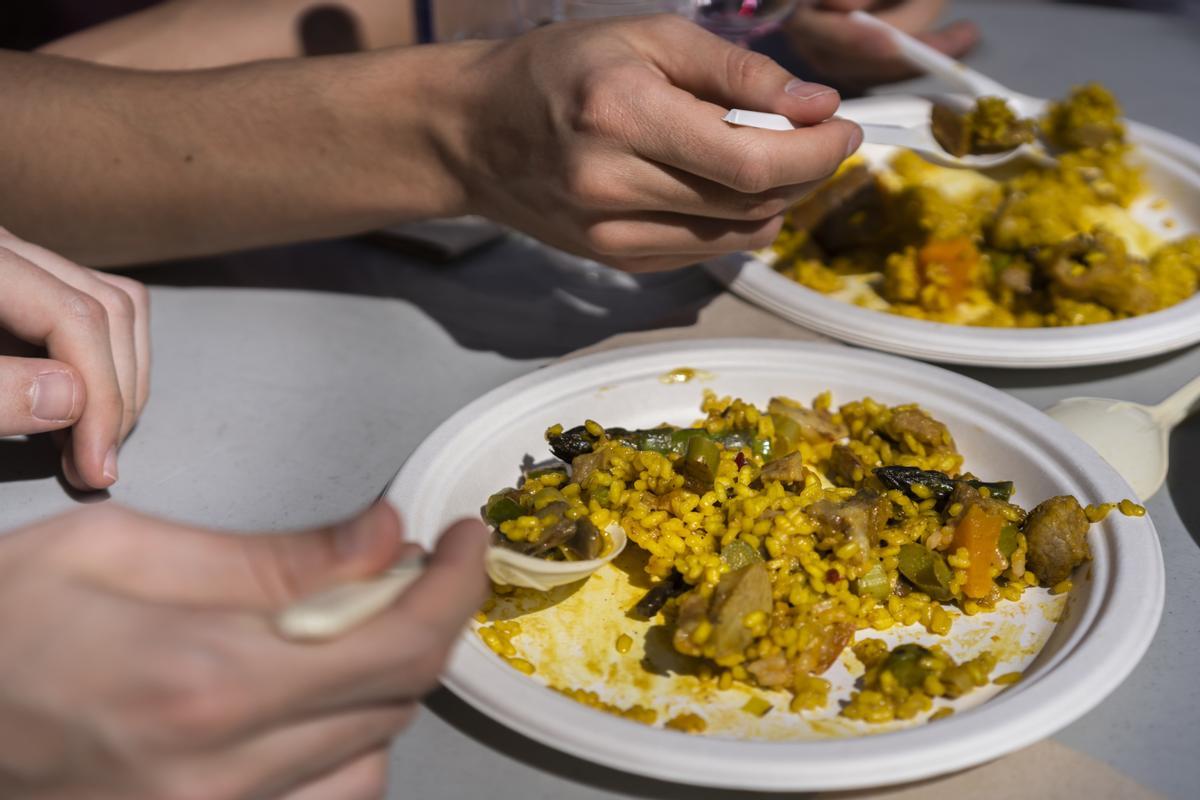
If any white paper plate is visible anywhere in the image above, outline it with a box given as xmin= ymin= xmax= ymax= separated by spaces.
xmin=706 ymin=96 xmax=1200 ymax=368
xmin=389 ymin=339 xmax=1164 ymax=791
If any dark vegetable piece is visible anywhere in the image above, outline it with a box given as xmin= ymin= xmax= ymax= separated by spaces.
xmin=633 ymin=571 xmax=687 ymax=618
xmin=721 ymin=539 xmax=763 ymax=571
xmin=483 ymin=492 xmax=523 ymax=526
xmin=897 ymin=543 xmax=953 ymax=602
xmin=565 ymin=517 xmax=605 ymax=560
xmin=548 ymin=425 xmax=768 ymax=463
xmin=874 ymin=466 xmax=1014 ymax=502
xmin=883 ymin=644 xmax=934 ymax=689
xmin=682 ymin=435 xmax=721 ymax=492
xmin=854 ymin=563 xmax=891 ymax=601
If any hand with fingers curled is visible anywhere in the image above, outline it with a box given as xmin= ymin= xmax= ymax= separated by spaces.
xmin=0 ymin=228 xmax=149 ymax=490
xmin=454 ymin=14 xmax=862 ymax=273
xmin=784 ymin=0 xmax=979 ymax=91
xmin=0 ymin=501 xmax=489 ymax=800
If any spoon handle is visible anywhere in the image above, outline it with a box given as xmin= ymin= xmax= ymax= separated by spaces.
xmin=275 ymin=558 xmax=425 ymax=642
xmin=722 ymin=110 xmax=931 ymax=150
xmin=1153 ymin=374 xmax=1200 ymax=428
xmin=847 ymin=11 xmax=1011 ymax=99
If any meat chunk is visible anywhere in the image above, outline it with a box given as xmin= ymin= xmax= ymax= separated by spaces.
xmin=884 ymin=407 xmax=957 ymax=453
xmin=768 ymin=397 xmax=848 ymax=444
xmin=759 ymin=452 xmax=813 ymax=487
xmin=1024 ymin=495 xmax=1090 ymax=586
xmin=746 ymin=620 xmax=855 ymax=687
xmin=1041 ymin=231 xmax=1158 ymax=316
xmin=827 ymin=444 xmax=868 ymax=487
xmin=807 ymin=490 xmax=889 ymax=563
xmin=674 ymin=562 xmax=772 ymax=660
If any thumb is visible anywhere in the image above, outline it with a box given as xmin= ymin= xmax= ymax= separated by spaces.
xmin=647 ymin=17 xmax=841 ymax=125
xmin=78 ymin=502 xmax=408 ymax=610
xmin=0 ymin=356 xmax=85 ymax=436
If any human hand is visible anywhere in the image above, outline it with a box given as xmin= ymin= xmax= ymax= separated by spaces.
xmin=784 ymin=0 xmax=979 ymax=90
xmin=0 ymin=501 xmax=488 ymax=800
xmin=0 ymin=229 xmax=149 ymax=490
xmin=451 ymin=15 xmax=861 ymax=272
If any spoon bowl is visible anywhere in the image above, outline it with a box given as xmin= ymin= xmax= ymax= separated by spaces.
xmin=1046 ymin=375 xmax=1200 ymax=500
xmin=275 ymin=523 xmax=627 ymax=641
xmin=722 ymin=109 xmax=1049 ymax=170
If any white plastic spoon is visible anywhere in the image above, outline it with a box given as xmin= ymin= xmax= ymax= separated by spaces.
xmin=722 ymin=108 xmax=1042 ymax=170
xmin=1045 ymin=375 xmax=1200 ymax=500
xmin=847 ymin=10 xmax=1047 ymax=120
xmin=275 ymin=523 xmax=627 ymax=641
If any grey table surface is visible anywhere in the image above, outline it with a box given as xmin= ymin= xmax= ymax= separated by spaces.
xmin=2 ymin=2 xmax=1198 ymax=798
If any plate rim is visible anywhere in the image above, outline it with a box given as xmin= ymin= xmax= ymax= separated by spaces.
xmin=391 ymin=338 xmax=1165 ymax=790
xmin=705 ymin=95 xmax=1200 ymax=368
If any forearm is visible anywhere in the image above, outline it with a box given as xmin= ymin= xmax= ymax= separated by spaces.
xmin=38 ymin=0 xmax=418 ymax=70
xmin=0 ymin=46 xmax=481 ymax=266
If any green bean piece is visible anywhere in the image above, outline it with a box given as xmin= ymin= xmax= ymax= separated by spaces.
xmin=874 ymin=466 xmax=1014 ymax=502
xmin=897 ymin=543 xmax=954 ymax=602
xmin=883 ymin=644 xmax=935 ymax=689
xmin=548 ymin=424 xmax=762 ymax=463
xmin=854 ymin=563 xmax=891 ymax=601
xmin=483 ymin=492 xmax=523 ymax=526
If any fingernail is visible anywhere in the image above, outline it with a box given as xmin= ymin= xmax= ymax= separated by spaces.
xmin=30 ymin=371 xmax=75 ymax=422
xmin=785 ymin=79 xmax=837 ymax=100
xmin=845 ymin=123 xmax=864 ymax=158
xmin=103 ymin=446 xmax=119 ymax=483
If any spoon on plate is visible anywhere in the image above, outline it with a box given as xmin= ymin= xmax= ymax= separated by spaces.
xmin=1046 ymin=375 xmax=1200 ymax=500
xmin=722 ymin=108 xmax=1039 ymax=170
xmin=275 ymin=523 xmax=627 ymax=641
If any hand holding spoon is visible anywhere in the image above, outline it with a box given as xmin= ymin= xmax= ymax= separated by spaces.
xmin=275 ymin=523 xmax=627 ymax=641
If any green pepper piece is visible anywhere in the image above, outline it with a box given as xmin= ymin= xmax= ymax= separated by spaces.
xmin=998 ymin=524 xmax=1019 ymax=559
xmin=590 ymin=486 xmax=611 ymax=507
xmin=854 ymin=563 xmax=891 ymax=601
xmin=977 ymin=480 xmax=1014 ymax=501
xmin=721 ymin=539 xmax=763 ymax=571
xmin=874 ymin=467 xmax=1014 ymax=503
xmin=682 ymin=435 xmax=721 ymax=491
xmin=525 ymin=466 xmax=568 ymax=482
xmin=883 ymin=644 xmax=934 ymax=689
xmin=897 ymin=543 xmax=954 ymax=602
xmin=483 ymin=492 xmax=523 ymax=526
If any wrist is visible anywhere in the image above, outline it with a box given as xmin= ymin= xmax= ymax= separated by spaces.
xmin=321 ymin=41 xmax=494 ymax=222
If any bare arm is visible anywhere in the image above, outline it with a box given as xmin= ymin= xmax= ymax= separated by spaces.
xmin=0 ymin=46 xmax=478 ymax=265
xmin=38 ymin=0 xmax=418 ymax=69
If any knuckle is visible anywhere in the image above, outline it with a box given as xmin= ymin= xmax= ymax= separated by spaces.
xmin=582 ymin=221 xmax=632 ymax=257
xmin=739 ymin=193 xmax=790 ymax=221
xmin=748 ymin=216 xmax=785 ymax=250
xmin=63 ymin=290 xmax=109 ymax=328
xmin=97 ymin=282 xmax=136 ymax=321
xmin=726 ymin=48 xmax=778 ymax=89
xmin=129 ymin=645 xmax=246 ymax=749
xmin=728 ymin=146 xmax=774 ymax=194
xmin=565 ymin=165 xmax=624 ymax=209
